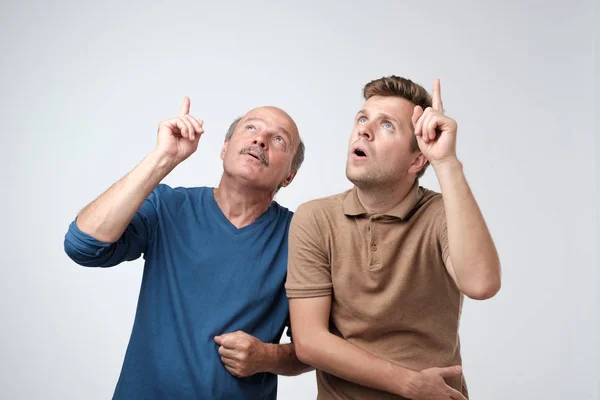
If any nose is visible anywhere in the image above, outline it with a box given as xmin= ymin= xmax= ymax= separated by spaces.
xmin=252 ymin=130 xmax=268 ymax=149
xmin=358 ymin=125 xmax=373 ymax=141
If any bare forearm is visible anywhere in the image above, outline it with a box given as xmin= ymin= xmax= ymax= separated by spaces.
xmin=76 ymin=151 xmax=177 ymax=242
xmin=262 ymin=343 xmax=313 ymax=376
xmin=296 ymin=331 xmax=416 ymax=397
xmin=434 ymin=159 xmax=501 ymax=298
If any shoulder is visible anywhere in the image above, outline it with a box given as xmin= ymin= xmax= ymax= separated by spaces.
xmin=270 ymin=189 xmax=350 ymax=224
xmin=288 ymin=189 xmax=352 ymax=238
xmin=418 ymin=186 xmax=444 ymax=208
xmin=149 ymin=184 xmax=211 ymax=212
xmin=295 ymin=189 xmax=351 ymax=219
xmin=270 ymin=200 xmax=294 ymax=226
xmin=410 ymin=187 xmax=446 ymax=228
xmin=153 ymin=183 xmax=211 ymax=195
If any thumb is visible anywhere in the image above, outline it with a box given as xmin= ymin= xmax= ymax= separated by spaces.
xmin=215 ymin=333 xmax=237 ymax=348
xmin=436 ymin=365 xmax=462 ymax=378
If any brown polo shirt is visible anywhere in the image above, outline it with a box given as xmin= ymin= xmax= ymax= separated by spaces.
xmin=285 ymin=183 xmax=468 ymax=400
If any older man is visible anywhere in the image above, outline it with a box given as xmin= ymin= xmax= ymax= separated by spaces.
xmin=64 ymin=97 xmax=310 ymax=399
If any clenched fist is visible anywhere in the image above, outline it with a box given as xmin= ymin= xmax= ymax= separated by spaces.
xmin=155 ymin=96 xmax=204 ymax=166
xmin=214 ymin=331 xmax=268 ymax=378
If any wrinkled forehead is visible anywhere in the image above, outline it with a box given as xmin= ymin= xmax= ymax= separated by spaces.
xmin=362 ymin=96 xmax=415 ymax=122
xmin=242 ymin=106 xmax=299 ymax=140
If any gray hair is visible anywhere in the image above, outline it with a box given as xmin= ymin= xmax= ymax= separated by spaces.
xmin=225 ymin=117 xmax=305 ymax=173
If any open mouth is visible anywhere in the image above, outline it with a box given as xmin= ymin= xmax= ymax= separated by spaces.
xmin=353 ymin=148 xmax=367 ymax=158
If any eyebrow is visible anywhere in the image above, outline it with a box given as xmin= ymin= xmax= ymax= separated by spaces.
xmin=244 ymin=117 xmax=293 ymax=144
xmin=356 ymin=109 xmax=402 ymax=126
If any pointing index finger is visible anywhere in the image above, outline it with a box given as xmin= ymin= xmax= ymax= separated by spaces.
xmin=432 ymin=78 xmax=443 ymax=112
xmin=178 ymin=96 xmax=190 ymax=117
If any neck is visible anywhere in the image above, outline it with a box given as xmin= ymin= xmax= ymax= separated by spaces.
xmin=355 ymin=178 xmax=416 ymax=214
xmin=214 ymin=176 xmax=275 ymax=229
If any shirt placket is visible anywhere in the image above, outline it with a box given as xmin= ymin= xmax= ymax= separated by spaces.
xmin=367 ymin=215 xmax=381 ymax=268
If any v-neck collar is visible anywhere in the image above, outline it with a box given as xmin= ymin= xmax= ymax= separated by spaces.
xmin=206 ymin=187 xmax=276 ymax=238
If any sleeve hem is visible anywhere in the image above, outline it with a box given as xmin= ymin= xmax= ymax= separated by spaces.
xmin=285 ymin=286 xmax=332 ymax=299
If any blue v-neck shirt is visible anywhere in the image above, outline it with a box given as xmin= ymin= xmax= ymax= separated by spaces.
xmin=64 ymin=184 xmax=294 ymax=399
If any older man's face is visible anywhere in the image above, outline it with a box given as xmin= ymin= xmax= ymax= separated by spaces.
xmin=221 ymin=106 xmax=299 ymax=192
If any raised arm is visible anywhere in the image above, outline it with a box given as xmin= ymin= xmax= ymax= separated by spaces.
xmin=413 ymin=79 xmax=501 ymax=300
xmin=64 ymin=97 xmax=204 ymax=266
xmin=76 ymin=97 xmax=203 ymax=242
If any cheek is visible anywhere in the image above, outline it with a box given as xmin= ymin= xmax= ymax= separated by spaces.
xmin=222 ymin=142 xmax=241 ymax=165
xmin=220 ymin=143 xmax=229 ymax=160
xmin=348 ymin=129 xmax=358 ymax=146
xmin=268 ymin=154 xmax=292 ymax=177
xmin=273 ymin=153 xmax=292 ymax=169
xmin=378 ymin=137 xmax=409 ymax=161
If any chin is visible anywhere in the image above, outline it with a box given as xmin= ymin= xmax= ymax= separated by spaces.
xmin=347 ymin=167 xmax=402 ymax=190
xmin=346 ymin=168 xmax=372 ymax=188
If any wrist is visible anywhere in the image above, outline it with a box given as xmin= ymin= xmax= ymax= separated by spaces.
xmin=389 ymin=363 xmax=420 ymax=397
xmin=431 ymin=156 xmax=462 ymax=173
xmin=259 ymin=342 xmax=278 ymax=374
xmin=399 ymin=369 xmax=422 ymax=398
xmin=147 ymin=150 xmax=179 ymax=175
xmin=432 ymin=157 xmax=463 ymax=183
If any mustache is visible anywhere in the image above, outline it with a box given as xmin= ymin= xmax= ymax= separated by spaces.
xmin=240 ymin=146 xmax=269 ymax=166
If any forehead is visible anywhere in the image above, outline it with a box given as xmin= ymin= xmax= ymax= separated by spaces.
xmin=362 ymin=96 xmax=415 ymax=121
xmin=241 ymin=107 xmax=299 ymax=138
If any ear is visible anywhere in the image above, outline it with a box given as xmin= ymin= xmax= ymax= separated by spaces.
xmin=408 ymin=152 xmax=428 ymax=175
xmin=220 ymin=140 xmax=229 ymax=161
xmin=279 ymin=169 xmax=297 ymax=189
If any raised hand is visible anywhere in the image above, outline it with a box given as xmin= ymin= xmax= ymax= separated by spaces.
xmin=155 ymin=96 xmax=204 ymax=165
xmin=412 ymin=79 xmax=458 ymax=167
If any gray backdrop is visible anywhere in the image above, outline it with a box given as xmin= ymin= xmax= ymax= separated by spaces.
xmin=1 ymin=1 xmax=597 ymax=399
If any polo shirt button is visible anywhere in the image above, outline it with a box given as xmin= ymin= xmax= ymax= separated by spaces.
xmin=371 ymin=244 xmax=377 ymax=251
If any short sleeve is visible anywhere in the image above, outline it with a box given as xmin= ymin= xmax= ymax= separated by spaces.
xmin=285 ymin=203 xmax=332 ymax=299
xmin=436 ymin=206 xmax=450 ymax=265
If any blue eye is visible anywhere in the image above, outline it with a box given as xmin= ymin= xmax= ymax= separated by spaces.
xmin=247 ymin=125 xmax=256 ymax=131
xmin=358 ymin=117 xmax=367 ymax=124
xmin=275 ymin=136 xmax=285 ymax=144
xmin=383 ymin=122 xmax=393 ymax=130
